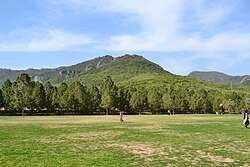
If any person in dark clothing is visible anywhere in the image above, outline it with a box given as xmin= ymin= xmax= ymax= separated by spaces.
xmin=243 ymin=110 xmax=249 ymax=128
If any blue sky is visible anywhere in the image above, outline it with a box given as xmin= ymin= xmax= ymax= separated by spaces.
xmin=1 ymin=0 xmax=250 ymax=75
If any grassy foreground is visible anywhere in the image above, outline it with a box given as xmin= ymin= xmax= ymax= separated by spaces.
xmin=0 ymin=115 xmax=249 ymax=167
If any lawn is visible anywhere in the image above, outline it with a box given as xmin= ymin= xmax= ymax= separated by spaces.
xmin=0 ymin=115 xmax=249 ymax=167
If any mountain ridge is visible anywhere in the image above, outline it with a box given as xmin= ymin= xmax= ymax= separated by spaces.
xmin=188 ymin=71 xmax=250 ymax=86
xmin=66 ymin=54 xmax=170 ymax=86
xmin=0 ymin=54 xmax=169 ymax=85
xmin=2 ymin=55 xmax=250 ymax=88
xmin=0 ymin=55 xmax=114 ymax=85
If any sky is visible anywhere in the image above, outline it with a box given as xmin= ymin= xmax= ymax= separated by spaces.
xmin=0 ymin=0 xmax=250 ymax=76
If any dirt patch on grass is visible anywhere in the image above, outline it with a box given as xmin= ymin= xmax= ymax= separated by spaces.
xmin=196 ymin=150 xmax=236 ymax=164
xmin=107 ymin=142 xmax=169 ymax=161
xmin=106 ymin=143 xmax=237 ymax=165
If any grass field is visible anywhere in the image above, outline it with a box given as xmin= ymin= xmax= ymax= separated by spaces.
xmin=0 ymin=115 xmax=249 ymax=167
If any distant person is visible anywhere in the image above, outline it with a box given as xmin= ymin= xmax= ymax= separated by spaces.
xmin=120 ymin=111 xmax=124 ymax=123
xmin=243 ymin=110 xmax=249 ymax=128
xmin=242 ymin=109 xmax=245 ymax=118
xmin=167 ymin=109 xmax=171 ymax=115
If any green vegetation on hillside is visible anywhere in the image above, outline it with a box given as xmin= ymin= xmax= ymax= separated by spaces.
xmin=1 ymin=54 xmax=250 ymax=115
xmin=0 ymin=55 xmax=114 ymax=85
xmin=189 ymin=71 xmax=250 ymax=86
xmin=68 ymin=54 xmax=168 ymax=85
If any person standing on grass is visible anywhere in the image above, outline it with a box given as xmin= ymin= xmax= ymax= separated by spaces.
xmin=242 ymin=109 xmax=245 ymax=118
xmin=120 ymin=111 xmax=124 ymax=123
xmin=243 ymin=110 xmax=249 ymax=128
xmin=167 ymin=109 xmax=171 ymax=115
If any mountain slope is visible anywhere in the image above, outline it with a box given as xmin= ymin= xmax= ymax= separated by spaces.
xmin=0 ymin=68 xmax=53 ymax=85
xmin=67 ymin=54 xmax=170 ymax=85
xmin=35 ymin=55 xmax=113 ymax=84
xmin=0 ymin=55 xmax=113 ymax=85
xmin=1 ymin=54 xmax=250 ymax=94
xmin=188 ymin=71 xmax=250 ymax=86
xmin=65 ymin=55 xmax=250 ymax=94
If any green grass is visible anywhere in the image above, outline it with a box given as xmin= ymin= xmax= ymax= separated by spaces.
xmin=0 ymin=115 xmax=249 ymax=166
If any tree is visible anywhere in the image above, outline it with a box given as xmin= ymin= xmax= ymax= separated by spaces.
xmin=162 ymin=87 xmax=175 ymax=112
xmin=172 ymin=87 xmax=189 ymax=113
xmin=117 ymin=87 xmax=130 ymax=113
xmin=147 ymin=89 xmax=162 ymax=113
xmin=100 ymin=76 xmax=118 ymax=115
xmin=189 ymin=88 xmax=210 ymax=114
xmin=57 ymin=82 xmax=68 ymax=111
xmin=87 ymin=85 xmax=101 ymax=114
xmin=12 ymin=73 xmax=33 ymax=115
xmin=0 ymin=89 xmax=3 ymax=109
xmin=130 ymin=86 xmax=148 ymax=115
xmin=51 ymin=87 xmax=59 ymax=110
xmin=32 ymin=82 xmax=46 ymax=112
xmin=223 ymin=99 xmax=236 ymax=114
xmin=210 ymin=91 xmax=223 ymax=113
xmin=1 ymin=79 xmax=12 ymax=110
xmin=65 ymin=81 xmax=88 ymax=112
xmin=44 ymin=81 xmax=55 ymax=111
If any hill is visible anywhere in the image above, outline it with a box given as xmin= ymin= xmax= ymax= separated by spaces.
xmin=65 ymin=55 xmax=250 ymax=94
xmin=188 ymin=71 xmax=250 ymax=86
xmin=2 ymin=54 xmax=250 ymax=115
xmin=67 ymin=54 xmax=170 ymax=86
xmin=1 ymin=54 xmax=250 ymax=94
xmin=0 ymin=55 xmax=113 ymax=85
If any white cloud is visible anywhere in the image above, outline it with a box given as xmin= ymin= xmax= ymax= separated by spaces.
xmin=94 ymin=0 xmax=250 ymax=54
xmin=37 ymin=0 xmax=250 ymax=53
xmin=0 ymin=29 xmax=92 ymax=52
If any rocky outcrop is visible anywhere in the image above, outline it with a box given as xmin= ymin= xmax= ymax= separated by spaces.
xmin=33 ymin=76 xmax=44 ymax=83
xmin=97 ymin=57 xmax=113 ymax=68
xmin=59 ymin=70 xmax=80 ymax=79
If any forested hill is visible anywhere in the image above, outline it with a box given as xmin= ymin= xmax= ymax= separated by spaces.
xmin=188 ymin=71 xmax=250 ymax=86
xmin=0 ymin=54 xmax=168 ymax=85
xmin=67 ymin=54 xmax=170 ymax=85
xmin=0 ymin=55 xmax=114 ymax=85
xmin=1 ymin=54 xmax=250 ymax=115
xmin=0 ymin=68 xmax=53 ymax=85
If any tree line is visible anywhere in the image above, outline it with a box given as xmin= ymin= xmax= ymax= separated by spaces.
xmin=0 ymin=73 xmax=248 ymax=115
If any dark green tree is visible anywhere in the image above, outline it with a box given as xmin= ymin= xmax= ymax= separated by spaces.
xmin=130 ymin=86 xmax=148 ymax=115
xmin=32 ymin=82 xmax=46 ymax=112
xmin=12 ymin=73 xmax=33 ymax=115
xmin=162 ymin=86 xmax=175 ymax=112
xmin=0 ymin=89 xmax=3 ymax=109
xmin=57 ymin=82 xmax=68 ymax=111
xmin=189 ymin=88 xmax=210 ymax=114
xmin=87 ymin=85 xmax=101 ymax=114
xmin=1 ymin=79 xmax=13 ymax=110
xmin=172 ymin=87 xmax=189 ymax=113
xmin=117 ymin=87 xmax=130 ymax=113
xmin=147 ymin=89 xmax=162 ymax=113
xmin=100 ymin=76 xmax=118 ymax=115
xmin=44 ymin=81 xmax=55 ymax=111
xmin=51 ymin=87 xmax=59 ymax=111
xmin=65 ymin=81 xmax=88 ymax=112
